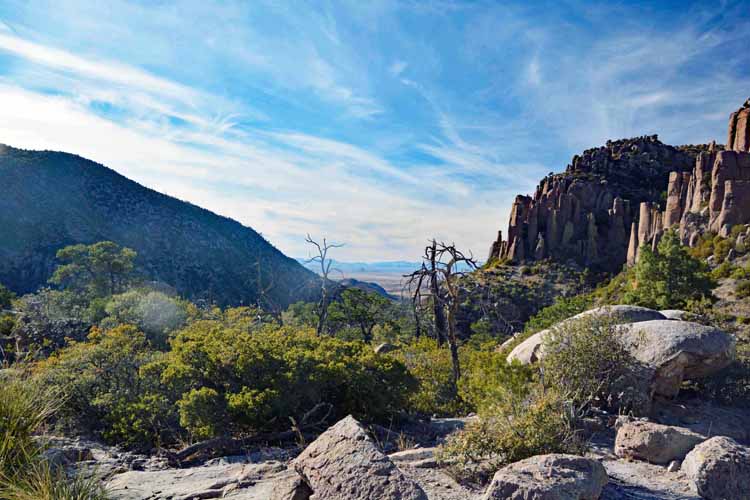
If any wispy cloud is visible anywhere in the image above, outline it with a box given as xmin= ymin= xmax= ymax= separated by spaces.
xmin=0 ymin=0 xmax=749 ymax=261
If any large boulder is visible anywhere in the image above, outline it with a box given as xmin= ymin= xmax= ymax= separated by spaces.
xmin=619 ymin=320 xmax=735 ymax=396
xmin=507 ymin=305 xmax=665 ymax=364
xmin=483 ymin=454 xmax=608 ymax=499
xmin=291 ymin=415 xmax=427 ymax=500
xmin=682 ymin=436 xmax=750 ymax=500
xmin=614 ymin=421 xmax=704 ymax=464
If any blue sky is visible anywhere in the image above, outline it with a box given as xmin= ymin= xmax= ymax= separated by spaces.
xmin=0 ymin=0 xmax=749 ymax=261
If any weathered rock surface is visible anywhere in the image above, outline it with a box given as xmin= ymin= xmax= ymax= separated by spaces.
xmin=291 ymin=415 xmax=427 ymax=500
xmin=614 ymin=421 xmax=705 ymax=464
xmin=482 ymin=454 xmax=608 ymax=500
xmin=488 ymin=135 xmax=699 ymax=270
xmin=619 ymin=320 xmax=735 ymax=397
xmin=659 ymin=309 xmax=691 ymax=320
xmin=489 ymin=99 xmax=750 ymax=270
xmin=506 ymin=305 xmax=665 ymax=364
xmin=682 ymin=436 xmax=750 ymax=500
xmin=107 ymin=461 xmax=293 ymax=500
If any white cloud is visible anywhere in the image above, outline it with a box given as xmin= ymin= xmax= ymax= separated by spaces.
xmin=389 ymin=60 xmax=408 ymax=76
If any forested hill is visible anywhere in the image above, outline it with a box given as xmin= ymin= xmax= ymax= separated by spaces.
xmin=0 ymin=144 xmax=319 ymax=307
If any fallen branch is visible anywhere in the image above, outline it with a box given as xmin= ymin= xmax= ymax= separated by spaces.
xmin=168 ymin=403 xmax=334 ymax=465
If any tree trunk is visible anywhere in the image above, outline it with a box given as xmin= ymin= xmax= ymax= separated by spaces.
xmin=447 ymin=308 xmax=461 ymax=389
xmin=429 ymin=240 xmax=447 ymax=346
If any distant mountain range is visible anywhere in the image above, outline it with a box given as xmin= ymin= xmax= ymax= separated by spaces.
xmin=297 ymin=259 xmax=422 ymax=275
xmin=0 ymin=144 xmax=319 ymax=308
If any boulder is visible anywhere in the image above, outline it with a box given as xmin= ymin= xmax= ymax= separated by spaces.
xmin=659 ymin=309 xmax=691 ymax=320
xmin=506 ymin=306 xmax=665 ymax=364
xmin=614 ymin=421 xmax=704 ymax=464
xmin=619 ymin=320 xmax=735 ymax=396
xmin=483 ymin=454 xmax=608 ymax=499
xmin=291 ymin=415 xmax=427 ymax=500
xmin=682 ymin=436 xmax=750 ymax=500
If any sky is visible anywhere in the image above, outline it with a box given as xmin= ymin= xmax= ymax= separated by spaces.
xmin=0 ymin=1 xmax=749 ymax=262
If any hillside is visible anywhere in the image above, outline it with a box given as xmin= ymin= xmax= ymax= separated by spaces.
xmin=0 ymin=145 xmax=319 ymax=308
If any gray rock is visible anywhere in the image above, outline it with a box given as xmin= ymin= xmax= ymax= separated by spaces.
xmin=483 ymin=454 xmax=608 ymax=499
xmin=659 ymin=309 xmax=691 ymax=320
xmin=619 ymin=320 xmax=735 ymax=396
xmin=507 ymin=305 xmax=665 ymax=365
xmin=292 ymin=415 xmax=427 ymax=500
xmin=614 ymin=421 xmax=704 ymax=464
xmin=682 ymin=436 xmax=750 ymax=500
xmin=107 ymin=461 xmax=292 ymax=499
xmin=667 ymin=460 xmax=681 ymax=473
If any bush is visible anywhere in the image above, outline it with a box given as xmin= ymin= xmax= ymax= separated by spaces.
xmin=459 ymin=348 xmax=534 ymax=413
xmin=101 ymin=290 xmax=190 ymax=348
xmin=396 ymin=338 xmax=469 ymax=416
xmin=34 ymin=325 xmax=174 ymax=450
xmin=161 ymin=322 xmax=415 ymax=440
xmin=437 ymin=385 xmax=586 ymax=482
xmin=541 ymin=314 xmax=650 ymax=415
xmin=737 ymin=280 xmax=750 ymax=299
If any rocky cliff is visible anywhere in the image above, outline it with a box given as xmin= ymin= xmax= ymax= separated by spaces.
xmin=488 ymin=136 xmax=700 ymax=271
xmin=490 ymin=98 xmax=750 ymax=271
xmin=0 ymin=145 xmax=319 ymax=307
xmin=628 ymin=99 xmax=750 ymax=262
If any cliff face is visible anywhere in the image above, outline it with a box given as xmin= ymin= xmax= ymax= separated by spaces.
xmin=489 ymin=98 xmax=750 ymax=271
xmin=0 ymin=146 xmax=319 ymax=308
xmin=628 ymin=99 xmax=750 ymax=260
xmin=488 ymin=136 xmax=698 ymax=271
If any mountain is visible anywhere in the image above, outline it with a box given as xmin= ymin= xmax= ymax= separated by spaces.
xmin=297 ymin=259 xmax=421 ymax=275
xmin=0 ymin=145 xmax=319 ymax=308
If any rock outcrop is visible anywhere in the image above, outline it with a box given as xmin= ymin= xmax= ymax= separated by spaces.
xmin=289 ymin=415 xmax=428 ymax=500
xmin=682 ymin=436 xmax=750 ymax=500
xmin=614 ymin=421 xmax=704 ymax=464
xmin=482 ymin=454 xmax=608 ymax=500
xmin=491 ymin=99 xmax=750 ymax=269
xmin=488 ymin=136 xmax=697 ymax=270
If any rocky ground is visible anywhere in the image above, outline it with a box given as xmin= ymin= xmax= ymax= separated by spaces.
xmin=48 ymin=304 xmax=750 ymax=499
xmin=49 ymin=396 xmax=749 ymax=500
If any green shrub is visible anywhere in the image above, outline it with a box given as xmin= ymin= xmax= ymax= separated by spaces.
xmin=437 ymin=385 xmax=586 ymax=481
xmin=541 ymin=314 xmax=650 ymax=415
xmin=34 ymin=325 xmax=175 ymax=450
xmin=459 ymin=349 xmax=534 ymax=413
xmin=101 ymin=290 xmax=190 ymax=348
xmin=737 ymin=280 xmax=750 ymax=299
xmin=730 ymin=265 xmax=750 ymax=280
xmin=396 ymin=338 xmax=469 ymax=416
xmin=161 ymin=323 xmax=415 ymax=439
xmin=712 ymin=261 xmax=736 ymax=280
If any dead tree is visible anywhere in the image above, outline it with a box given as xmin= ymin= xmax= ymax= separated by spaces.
xmin=305 ymin=234 xmax=343 ymax=336
xmin=405 ymin=240 xmax=477 ymax=388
